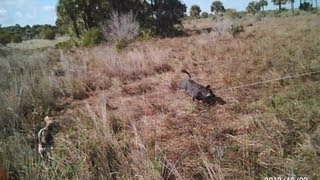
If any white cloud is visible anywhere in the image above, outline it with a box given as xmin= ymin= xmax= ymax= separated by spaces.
xmin=26 ymin=8 xmax=37 ymax=19
xmin=0 ymin=8 xmax=8 ymax=18
xmin=0 ymin=0 xmax=57 ymax=26
xmin=43 ymin=5 xmax=54 ymax=12
xmin=0 ymin=0 xmax=35 ymax=9
xmin=26 ymin=13 xmax=35 ymax=19
xmin=15 ymin=11 xmax=23 ymax=18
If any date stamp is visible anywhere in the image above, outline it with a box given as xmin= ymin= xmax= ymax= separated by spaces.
xmin=264 ymin=177 xmax=308 ymax=180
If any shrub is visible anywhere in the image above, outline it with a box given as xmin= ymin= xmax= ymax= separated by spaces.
xmin=105 ymin=11 xmax=140 ymax=44
xmin=225 ymin=9 xmax=241 ymax=19
xmin=81 ymin=27 xmax=104 ymax=47
xmin=212 ymin=18 xmax=233 ymax=36
xmin=299 ymin=2 xmax=313 ymax=11
xmin=229 ymin=24 xmax=244 ymax=37
xmin=201 ymin=12 xmax=209 ymax=19
xmin=139 ymin=28 xmax=156 ymax=40
xmin=55 ymin=39 xmax=79 ymax=49
xmin=0 ymin=31 xmax=12 ymax=45
xmin=115 ymin=38 xmax=128 ymax=51
xmin=255 ymin=11 xmax=266 ymax=21
xmin=40 ymin=27 xmax=56 ymax=40
xmin=11 ymin=34 xmax=22 ymax=43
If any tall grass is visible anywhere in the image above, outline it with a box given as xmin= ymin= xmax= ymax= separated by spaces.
xmin=0 ymin=13 xmax=319 ymax=179
xmin=104 ymin=11 xmax=140 ymax=50
xmin=90 ymin=45 xmax=172 ymax=80
xmin=0 ymin=48 xmax=101 ymax=178
xmin=107 ymin=11 xmax=140 ymax=41
xmin=0 ymin=49 xmax=62 ymax=178
xmin=0 ymin=49 xmax=58 ymax=135
xmin=0 ymin=41 xmax=173 ymax=178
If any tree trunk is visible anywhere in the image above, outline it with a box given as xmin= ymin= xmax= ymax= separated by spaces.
xmin=291 ymin=1 xmax=295 ymax=13
xmin=279 ymin=3 xmax=282 ymax=11
xmin=71 ymin=16 xmax=80 ymax=38
xmin=82 ymin=14 xmax=89 ymax=30
xmin=82 ymin=0 xmax=94 ymax=30
xmin=316 ymin=0 xmax=318 ymax=9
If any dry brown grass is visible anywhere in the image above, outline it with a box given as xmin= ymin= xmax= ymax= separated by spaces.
xmin=1 ymin=13 xmax=320 ymax=179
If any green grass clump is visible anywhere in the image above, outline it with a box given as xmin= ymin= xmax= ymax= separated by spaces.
xmin=267 ymin=81 xmax=320 ymax=177
xmin=80 ymin=27 xmax=104 ymax=47
xmin=0 ymin=48 xmax=83 ymax=178
xmin=40 ymin=27 xmax=56 ymax=40
xmin=0 ymin=31 xmax=11 ymax=45
xmin=55 ymin=39 xmax=78 ymax=49
xmin=229 ymin=24 xmax=244 ymax=37
xmin=115 ymin=38 xmax=128 ymax=51
xmin=11 ymin=34 xmax=22 ymax=43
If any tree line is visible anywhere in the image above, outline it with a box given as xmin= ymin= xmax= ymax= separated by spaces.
xmin=1 ymin=0 xmax=319 ymax=46
xmin=0 ymin=24 xmax=58 ymax=45
xmin=268 ymin=0 xmax=318 ymax=12
xmin=56 ymin=0 xmax=187 ymax=39
xmin=189 ymin=0 xmax=318 ymax=19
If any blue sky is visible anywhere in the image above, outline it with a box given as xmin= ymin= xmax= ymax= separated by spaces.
xmin=185 ymin=0 xmax=298 ymax=13
xmin=0 ymin=0 xmax=57 ymax=27
xmin=0 ymin=0 xmax=298 ymax=27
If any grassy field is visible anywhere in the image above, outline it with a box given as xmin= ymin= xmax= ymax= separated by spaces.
xmin=5 ymin=36 xmax=69 ymax=50
xmin=0 ymin=12 xmax=319 ymax=179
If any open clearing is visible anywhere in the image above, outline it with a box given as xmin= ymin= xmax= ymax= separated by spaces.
xmin=1 ymin=14 xmax=320 ymax=179
xmin=5 ymin=36 xmax=69 ymax=50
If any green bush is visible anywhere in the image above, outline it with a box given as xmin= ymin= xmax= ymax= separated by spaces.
xmin=201 ymin=12 xmax=209 ymax=19
xmin=139 ymin=28 xmax=156 ymax=41
xmin=55 ymin=39 xmax=78 ymax=49
xmin=40 ymin=27 xmax=56 ymax=40
xmin=225 ymin=9 xmax=241 ymax=19
xmin=11 ymin=34 xmax=22 ymax=43
xmin=255 ymin=11 xmax=266 ymax=21
xmin=0 ymin=31 xmax=12 ymax=45
xmin=115 ymin=38 xmax=128 ymax=51
xmin=80 ymin=27 xmax=103 ymax=47
xmin=299 ymin=2 xmax=313 ymax=11
xmin=229 ymin=24 xmax=244 ymax=37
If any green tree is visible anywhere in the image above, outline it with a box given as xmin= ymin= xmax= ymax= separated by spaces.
xmin=225 ymin=8 xmax=240 ymax=18
xmin=247 ymin=1 xmax=261 ymax=15
xmin=211 ymin=1 xmax=226 ymax=15
xmin=109 ymin=0 xmax=147 ymax=14
xmin=56 ymin=0 xmax=186 ymax=39
xmin=40 ymin=26 xmax=56 ymax=40
xmin=11 ymin=34 xmax=22 ymax=43
xmin=56 ymin=0 xmax=81 ymax=38
xmin=201 ymin=12 xmax=209 ymax=18
xmin=190 ymin=5 xmax=201 ymax=19
xmin=259 ymin=0 xmax=268 ymax=11
xmin=56 ymin=0 xmax=110 ymax=38
xmin=273 ymin=0 xmax=288 ymax=11
xmin=81 ymin=27 xmax=103 ymax=47
xmin=299 ymin=1 xmax=313 ymax=10
xmin=0 ymin=31 xmax=11 ymax=45
xmin=149 ymin=0 xmax=186 ymax=36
